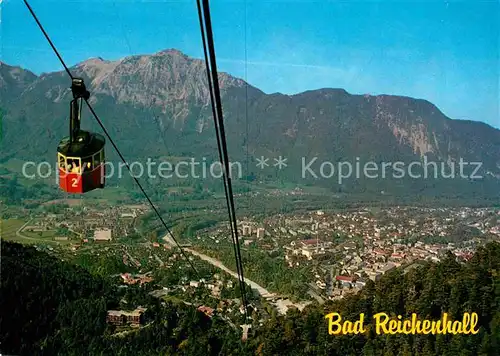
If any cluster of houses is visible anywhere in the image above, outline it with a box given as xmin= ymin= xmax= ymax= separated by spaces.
xmin=199 ymin=207 xmax=498 ymax=303
xmin=23 ymin=204 xmax=150 ymax=243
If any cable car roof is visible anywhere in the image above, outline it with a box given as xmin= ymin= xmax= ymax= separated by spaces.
xmin=57 ymin=131 xmax=105 ymax=157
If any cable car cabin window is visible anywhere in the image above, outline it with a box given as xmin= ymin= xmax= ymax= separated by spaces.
xmin=82 ymin=156 xmax=93 ymax=172
xmin=58 ymin=154 xmax=66 ymax=170
xmin=66 ymin=158 xmax=81 ymax=174
xmin=93 ymin=151 xmax=101 ymax=168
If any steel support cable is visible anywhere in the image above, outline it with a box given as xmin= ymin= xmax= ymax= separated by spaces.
xmin=196 ymin=0 xmax=249 ymax=319
xmin=23 ymin=0 xmax=199 ymax=277
xmin=194 ymin=0 xmax=248 ymax=315
xmin=196 ymin=0 xmax=249 ymax=316
xmin=200 ymin=1 xmax=248 ymax=299
xmin=23 ymin=1 xmax=73 ymax=80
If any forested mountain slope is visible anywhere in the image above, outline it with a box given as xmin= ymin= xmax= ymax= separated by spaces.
xmin=1 ymin=241 xmax=500 ymax=355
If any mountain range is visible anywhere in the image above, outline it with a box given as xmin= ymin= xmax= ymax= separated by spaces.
xmin=1 ymin=49 xmax=499 ymax=200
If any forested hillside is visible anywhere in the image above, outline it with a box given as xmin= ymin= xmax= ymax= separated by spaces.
xmin=1 ymin=241 xmax=500 ymax=355
xmin=0 ymin=241 xmax=245 ymax=355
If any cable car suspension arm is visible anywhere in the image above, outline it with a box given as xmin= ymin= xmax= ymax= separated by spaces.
xmin=69 ymin=78 xmax=90 ymax=143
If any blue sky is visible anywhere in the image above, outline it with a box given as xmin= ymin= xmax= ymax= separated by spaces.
xmin=2 ymin=0 xmax=499 ymax=128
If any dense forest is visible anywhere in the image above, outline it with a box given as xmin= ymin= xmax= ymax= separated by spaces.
xmin=1 ymin=241 xmax=500 ymax=355
xmin=0 ymin=241 xmax=245 ymax=355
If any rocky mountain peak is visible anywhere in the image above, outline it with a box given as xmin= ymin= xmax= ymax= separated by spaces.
xmin=0 ymin=62 xmax=38 ymax=100
xmin=70 ymin=49 xmax=246 ymax=110
xmin=155 ymin=48 xmax=188 ymax=57
xmin=1 ymin=51 xmax=499 ymax=200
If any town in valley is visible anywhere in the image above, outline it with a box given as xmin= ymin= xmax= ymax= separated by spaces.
xmin=3 ymin=197 xmax=499 ymax=333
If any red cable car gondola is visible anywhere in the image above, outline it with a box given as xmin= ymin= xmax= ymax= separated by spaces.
xmin=57 ymin=78 xmax=105 ymax=193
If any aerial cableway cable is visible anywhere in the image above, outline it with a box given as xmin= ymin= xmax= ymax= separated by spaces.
xmin=195 ymin=0 xmax=249 ymax=320
xmin=196 ymin=0 xmax=249 ymax=320
xmin=23 ymin=0 xmax=200 ymax=278
xmin=194 ymin=0 xmax=247 ymax=315
xmin=194 ymin=1 xmax=246 ymax=308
